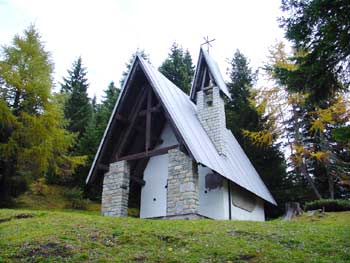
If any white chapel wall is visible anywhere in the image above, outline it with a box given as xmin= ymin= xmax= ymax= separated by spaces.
xmin=198 ymin=165 xmax=265 ymax=221
xmin=140 ymin=122 xmax=177 ymax=218
xmin=198 ymin=165 xmax=228 ymax=219
xmin=228 ymin=189 xmax=265 ymax=221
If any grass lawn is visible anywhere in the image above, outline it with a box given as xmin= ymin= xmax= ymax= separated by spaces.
xmin=0 ymin=209 xmax=349 ymax=263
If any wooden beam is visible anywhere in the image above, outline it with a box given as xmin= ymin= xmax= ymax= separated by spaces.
xmin=117 ymin=144 xmax=178 ymax=161
xmin=145 ymin=89 xmax=152 ymax=151
xmin=97 ymin=164 xmax=109 ymax=171
xmin=136 ymin=61 xmax=195 ymax=161
xmin=115 ymin=113 xmax=129 ymax=124
xmin=138 ymin=104 xmax=161 ymax=116
xmin=113 ymin=87 xmax=148 ymax=161
xmin=130 ymin=176 xmax=146 ymax=186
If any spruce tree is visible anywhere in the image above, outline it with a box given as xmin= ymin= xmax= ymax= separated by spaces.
xmin=280 ymin=0 xmax=350 ymax=102
xmin=61 ymin=57 xmax=92 ymax=137
xmin=159 ymin=42 xmax=195 ymax=94
xmin=226 ymin=50 xmax=289 ymax=217
xmin=79 ymin=82 xmax=120 ymax=196
xmin=78 ymin=81 xmax=120 ymax=159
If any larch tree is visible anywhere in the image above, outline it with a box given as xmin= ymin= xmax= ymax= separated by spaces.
xmin=263 ymin=42 xmax=350 ymax=200
xmin=159 ymin=42 xmax=195 ymax=94
xmin=0 ymin=26 xmax=85 ymax=201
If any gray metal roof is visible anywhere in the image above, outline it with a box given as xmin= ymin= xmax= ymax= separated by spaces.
xmin=190 ymin=47 xmax=232 ymax=102
xmin=139 ymin=57 xmax=276 ymax=205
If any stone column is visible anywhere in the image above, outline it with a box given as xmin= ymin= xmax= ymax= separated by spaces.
xmin=167 ymin=148 xmax=199 ymax=217
xmin=101 ymin=160 xmax=130 ymax=217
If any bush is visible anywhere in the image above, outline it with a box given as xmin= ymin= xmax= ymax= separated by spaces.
xmin=62 ymin=187 xmax=83 ymax=200
xmin=62 ymin=188 xmax=89 ymax=210
xmin=30 ymin=178 xmax=48 ymax=196
xmin=305 ymin=199 xmax=350 ymax=212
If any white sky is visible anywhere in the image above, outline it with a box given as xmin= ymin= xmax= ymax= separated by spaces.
xmin=0 ymin=0 xmax=286 ymax=100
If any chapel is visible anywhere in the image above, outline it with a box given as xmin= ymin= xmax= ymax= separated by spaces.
xmin=86 ymin=47 xmax=276 ymax=221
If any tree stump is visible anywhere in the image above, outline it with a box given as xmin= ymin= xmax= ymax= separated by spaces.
xmin=283 ymin=202 xmax=303 ymax=221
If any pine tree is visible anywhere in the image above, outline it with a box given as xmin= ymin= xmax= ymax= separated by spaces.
xmin=159 ymin=42 xmax=195 ymax=94
xmin=0 ymin=26 xmax=85 ymax=201
xmin=61 ymin=57 xmax=92 ymax=137
xmin=226 ymin=50 xmax=289 ymax=217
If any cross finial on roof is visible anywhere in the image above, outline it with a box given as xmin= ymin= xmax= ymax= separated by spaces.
xmin=201 ymin=36 xmax=216 ymax=53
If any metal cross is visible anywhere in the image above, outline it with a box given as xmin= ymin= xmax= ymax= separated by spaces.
xmin=201 ymin=36 xmax=216 ymax=53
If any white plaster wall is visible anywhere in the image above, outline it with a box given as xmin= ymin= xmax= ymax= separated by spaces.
xmin=140 ymin=123 xmax=177 ymax=218
xmin=198 ymin=165 xmax=228 ymax=219
xmin=198 ymin=164 xmax=265 ymax=221
xmin=223 ymin=182 xmax=265 ymax=221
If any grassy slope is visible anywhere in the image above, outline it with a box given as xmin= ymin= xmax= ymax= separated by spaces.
xmin=0 ymin=210 xmax=349 ymax=263
xmin=14 ymin=185 xmax=100 ymax=212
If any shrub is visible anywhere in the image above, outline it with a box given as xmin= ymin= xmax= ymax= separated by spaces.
xmin=62 ymin=188 xmax=89 ymax=210
xmin=62 ymin=187 xmax=83 ymax=200
xmin=30 ymin=178 xmax=48 ymax=196
xmin=305 ymin=199 xmax=350 ymax=212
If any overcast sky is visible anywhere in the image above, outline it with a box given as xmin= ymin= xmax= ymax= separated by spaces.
xmin=0 ymin=0 xmax=286 ymax=100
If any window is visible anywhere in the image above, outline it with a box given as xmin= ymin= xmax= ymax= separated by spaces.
xmin=230 ymin=183 xmax=256 ymax=212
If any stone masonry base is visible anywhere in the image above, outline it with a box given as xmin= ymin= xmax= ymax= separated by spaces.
xmin=101 ymin=160 xmax=130 ymax=217
xmin=166 ymin=148 xmax=199 ymax=216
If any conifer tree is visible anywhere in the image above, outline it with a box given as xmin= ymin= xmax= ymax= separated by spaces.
xmin=0 ymin=26 xmax=85 ymax=201
xmin=280 ymin=0 xmax=350 ymax=102
xmin=79 ymin=82 xmax=120 ymax=194
xmin=61 ymin=57 xmax=92 ymax=137
xmin=78 ymin=81 xmax=120 ymax=160
xmin=264 ymin=42 xmax=350 ymax=200
xmin=159 ymin=42 xmax=195 ymax=94
xmin=226 ymin=50 xmax=289 ymax=216
xmin=120 ymin=49 xmax=150 ymax=88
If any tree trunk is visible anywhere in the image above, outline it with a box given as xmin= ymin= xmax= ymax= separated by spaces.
xmin=328 ymin=171 xmax=334 ymax=199
xmin=300 ymin=160 xmax=322 ymax=199
xmin=283 ymin=202 xmax=303 ymax=221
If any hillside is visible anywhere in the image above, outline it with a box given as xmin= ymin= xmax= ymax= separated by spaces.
xmin=0 ymin=209 xmax=349 ymax=263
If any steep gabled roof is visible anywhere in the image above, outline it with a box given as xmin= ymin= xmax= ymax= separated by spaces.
xmin=190 ymin=47 xmax=231 ymax=103
xmin=86 ymin=55 xmax=276 ymax=206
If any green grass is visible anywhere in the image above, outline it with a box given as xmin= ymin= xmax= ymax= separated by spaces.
xmin=14 ymin=185 xmax=100 ymax=212
xmin=0 ymin=209 xmax=349 ymax=263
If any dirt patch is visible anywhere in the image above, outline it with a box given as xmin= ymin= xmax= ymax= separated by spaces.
xmin=16 ymin=241 xmax=73 ymax=262
xmin=133 ymin=255 xmax=147 ymax=262
xmin=0 ymin=213 xmax=34 ymax=223
xmin=234 ymin=254 xmax=257 ymax=262
xmin=157 ymin=234 xmax=188 ymax=247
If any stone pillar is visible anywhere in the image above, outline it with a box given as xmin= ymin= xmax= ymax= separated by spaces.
xmin=101 ymin=160 xmax=130 ymax=217
xmin=197 ymin=86 xmax=226 ymax=156
xmin=167 ymin=148 xmax=199 ymax=217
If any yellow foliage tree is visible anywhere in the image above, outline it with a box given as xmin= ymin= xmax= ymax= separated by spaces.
xmin=0 ymin=26 xmax=86 ymax=199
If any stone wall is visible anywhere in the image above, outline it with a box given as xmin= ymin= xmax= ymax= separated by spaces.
xmin=197 ymin=86 xmax=226 ymax=156
xmin=101 ymin=160 xmax=130 ymax=217
xmin=166 ymin=148 xmax=199 ymax=216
